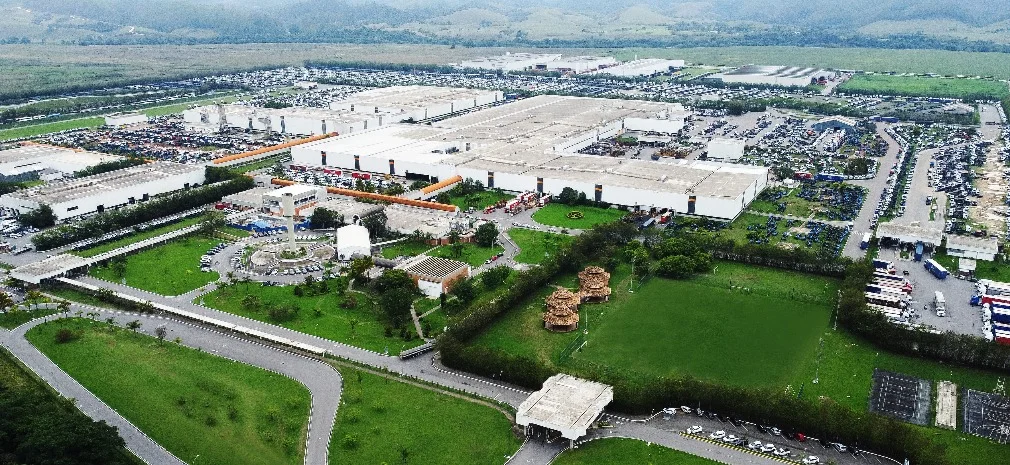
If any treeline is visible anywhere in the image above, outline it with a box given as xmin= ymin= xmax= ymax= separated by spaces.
xmin=0 ymin=73 xmax=243 ymax=107
xmin=32 ymin=172 xmax=253 ymax=250
xmin=438 ymin=222 xmax=946 ymax=464
xmin=73 ymin=157 xmax=147 ymax=178
xmin=839 ymin=86 xmax=1002 ymax=103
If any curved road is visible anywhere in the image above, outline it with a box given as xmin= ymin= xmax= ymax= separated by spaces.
xmin=0 ymin=305 xmax=342 ymax=465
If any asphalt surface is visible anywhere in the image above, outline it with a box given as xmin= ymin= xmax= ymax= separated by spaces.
xmin=0 ymin=305 xmax=343 ymax=465
xmin=841 ymin=123 xmax=902 ymax=260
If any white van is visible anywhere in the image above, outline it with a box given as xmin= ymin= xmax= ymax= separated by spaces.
xmin=935 ymin=291 xmax=946 ymax=317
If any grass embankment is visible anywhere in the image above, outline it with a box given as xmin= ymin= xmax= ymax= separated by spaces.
xmin=72 ymin=216 xmax=203 ymax=257
xmin=27 ymin=318 xmax=310 ymax=465
xmin=328 ymin=365 xmax=521 ymax=464
xmin=430 ymin=243 xmax=505 ymax=267
xmin=89 ymin=235 xmax=221 ymax=296
xmin=553 ymin=438 xmax=718 ymax=465
xmin=449 ymin=191 xmax=514 ymax=211
xmin=380 ymin=241 xmax=434 ymax=260
xmin=508 ymin=228 xmax=574 ymax=265
xmin=531 ymin=204 xmax=627 ymax=230
xmin=199 ymin=280 xmax=423 ymax=354
xmin=838 ymin=74 xmax=1010 ymax=99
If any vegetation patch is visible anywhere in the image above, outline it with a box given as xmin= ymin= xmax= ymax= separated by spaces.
xmin=429 ymin=242 xmax=504 ymax=267
xmin=72 ymin=216 xmax=203 ymax=257
xmin=508 ymin=229 xmax=574 ymax=265
xmin=26 ymin=318 xmax=310 ymax=465
xmin=838 ymin=74 xmax=1010 ymax=100
xmin=553 ymin=438 xmax=718 ymax=465
xmin=532 ymin=204 xmax=627 ymax=229
xmin=90 ymin=235 xmax=221 ymax=296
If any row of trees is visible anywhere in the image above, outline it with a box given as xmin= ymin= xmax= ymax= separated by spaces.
xmin=73 ymin=158 xmax=147 ymax=178
xmin=31 ymin=173 xmax=254 ymax=250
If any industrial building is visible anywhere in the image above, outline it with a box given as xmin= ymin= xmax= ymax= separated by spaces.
xmin=104 ymin=112 xmax=147 ymax=127
xmin=291 ymin=94 xmax=766 ymax=220
xmin=395 ymin=254 xmax=470 ymax=298
xmin=708 ymin=65 xmax=836 ymax=88
xmin=814 ymin=116 xmax=859 ymax=134
xmin=0 ymin=162 xmax=204 ymax=221
xmin=183 ymin=86 xmax=503 ymax=135
xmin=335 ymin=224 xmax=371 ymax=261
xmin=706 ymin=138 xmax=747 ymax=162
xmin=458 ymin=53 xmax=563 ymax=72
xmin=545 ymin=56 xmax=618 ymax=74
xmin=516 ymin=374 xmax=613 ymax=445
xmin=0 ymin=144 xmax=123 ymax=181
xmin=946 ymin=235 xmax=999 ymax=261
xmin=262 ymin=184 xmax=324 ymax=216
xmin=589 ymin=58 xmax=685 ymax=77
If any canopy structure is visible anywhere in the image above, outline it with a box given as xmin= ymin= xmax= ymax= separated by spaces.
xmin=516 ymin=374 xmax=613 ymax=444
xmin=578 ymin=266 xmax=612 ymax=302
xmin=544 ymin=288 xmax=580 ymax=332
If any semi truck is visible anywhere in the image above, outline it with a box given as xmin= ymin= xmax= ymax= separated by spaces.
xmin=867 ymin=285 xmax=910 ymax=299
xmin=873 ymin=271 xmax=908 ymax=284
xmin=934 ymin=291 xmax=946 ymax=317
xmin=872 ymin=279 xmax=912 ymax=293
xmin=914 ymin=242 xmax=924 ymax=262
xmin=924 ymin=259 xmax=949 ymax=279
xmin=815 ymin=173 xmax=845 ymax=182
xmin=860 ymin=232 xmax=871 ymax=250
xmin=872 ymin=259 xmax=896 ymax=273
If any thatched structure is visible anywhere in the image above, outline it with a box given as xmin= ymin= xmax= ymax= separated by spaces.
xmin=578 ymin=266 xmax=611 ymax=303
xmin=544 ymin=288 xmax=581 ymax=332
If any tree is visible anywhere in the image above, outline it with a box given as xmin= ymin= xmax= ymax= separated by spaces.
xmin=348 ymin=257 xmax=374 ymax=283
xmin=136 ymin=300 xmax=155 ymax=314
xmin=557 ymin=187 xmax=580 ymax=205
xmin=474 ymin=222 xmax=499 ymax=248
xmin=360 ymin=212 xmax=387 ymax=239
xmin=199 ymin=209 xmax=227 ymax=236
xmin=95 ymin=287 xmax=116 ymax=303
xmin=309 ymin=207 xmax=339 ymax=229
xmin=449 ymin=241 xmax=465 ymax=259
xmin=19 ymin=204 xmax=56 ymax=229
xmin=24 ymin=289 xmax=43 ymax=311
xmin=155 ymin=325 xmax=167 ymax=342
xmin=0 ymin=291 xmax=14 ymax=312
xmin=654 ymin=255 xmax=697 ymax=279
xmin=241 ymin=294 xmax=262 ymax=310
xmin=448 ymin=277 xmax=478 ymax=305
xmin=268 ymin=304 xmax=299 ymax=322
xmin=126 ymin=320 xmax=142 ymax=332
xmin=373 ymin=269 xmax=417 ymax=294
xmin=379 ymin=288 xmax=414 ymax=326
xmin=435 ymin=192 xmax=451 ymax=204
xmin=481 ymin=265 xmax=511 ymax=289
xmin=110 ymin=256 xmax=127 ymax=279
xmin=56 ymin=299 xmax=70 ymax=317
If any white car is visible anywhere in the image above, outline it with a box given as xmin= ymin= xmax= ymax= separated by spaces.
xmin=773 ymin=448 xmax=790 ymax=457
xmin=685 ymin=426 xmax=702 ymax=435
xmin=760 ymin=443 xmax=776 ymax=453
xmin=709 ymin=430 xmax=726 ymax=440
xmin=722 ymin=434 xmax=739 ymax=443
xmin=802 ymin=456 xmax=820 ymax=465
xmin=747 ymin=441 xmax=762 ymax=450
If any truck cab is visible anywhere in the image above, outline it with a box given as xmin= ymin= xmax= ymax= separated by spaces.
xmin=935 ymin=291 xmax=946 ymax=317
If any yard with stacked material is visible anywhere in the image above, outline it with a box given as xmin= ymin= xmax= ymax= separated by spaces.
xmin=26 ymin=318 xmax=310 ymax=465
xmin=838 ymin=74 xmax=1010 ymax=99
xmin=553 ymin=438 xmax=718 ymax=465
xmin=89 ymin=235 xmax=221 ymax=296
xmin=199 ymin=279 xmax=425 ymax=353
xmin=468 ymin=260 xmax=1010 ymax=465
xmin=327 ymin=365 xmax=521 ymax=464
xmin=532 ymin=204 xmax=628 ymax=229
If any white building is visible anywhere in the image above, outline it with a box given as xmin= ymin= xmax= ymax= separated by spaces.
xmin=0 ymin=145 xmax=123 ymax=180
xmin=0 ymin=162 xmax=204 ymax=221
xmin=104 ymin=112 xmax=147 ymax=127
xmin=395 ymin=255 xmax=470 ymax=298
xmin=516 ymin=374 xmax=613 ymax=445
xmin=335 ymin=224 xmax=371 ymax=261
xmin=458 ymin=53 xmax=563 ymax=72
xmin=290 ymin=94 xmax=764 ymax=220
xmin=546 ymin=56 xmax=619 ymax=74
xmin=328 ymin=85 xmax=504 ymax=123
xmin=709 ymin=65 xmax=836 ymax=87
xmin=262 ymin=184 xmax=325 ymax=216
xmin=706 ymin=138 xmax=747 ymax=162
xmin=588 ymin=58 xmax=685 ymax=77
xmin=946 ymin=235 xmax=999 ymax=261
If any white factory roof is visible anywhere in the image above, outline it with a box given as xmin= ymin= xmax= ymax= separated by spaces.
xmin=876 ymin=222 xmax=944 ymax=246
xmin=10 ymin=162 xmax=201 ymax=205
xmin=589 ymin=58 xmax=686 ymax=77
xmin=384 ymin=203 xmax=458 ymax=238
xmin=303 ymin=195 xmax=383 ymax=221
xmin=223 ymin=187 xmax=277 ymax=208
xmin=0 ymin=144 xmax=123 ymax=176
xmin=264 ymin=183 xmax=321 ymax=198
xmin=336 ymin=224 xmax=371 ymax=248
xmin=459 ymin=53 xmax=562 ymax=70
xmin=339 ymin=85 xmax=499 ymax=111
xmin=717 ymin=65 xmax=831 ymax=79
xmin=946 ymin=234 xmax=999 ymax=254
xmin=516 ymin=374 xmax=613 ymax=440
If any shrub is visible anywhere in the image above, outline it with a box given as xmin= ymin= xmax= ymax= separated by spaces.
xmin=340 ymin=434 xmax=359 ymax=450
xmin=54 ymin=328 xmax=79 ymax=344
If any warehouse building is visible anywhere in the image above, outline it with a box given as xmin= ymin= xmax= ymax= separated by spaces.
xmin=706 ymin=138 xmax=747 ymax=162
xmin=291 ymin=94 xmax=765 ymax=220
xmin=545 ymin=56 xmax=618 ymax=74
xmin=0 ymin=144 xmax=123 ymax=181
xmin=329 ymin=85 xmax=504 ymax=122
xmin=708 ymin=65 xmax=836 ymax=88
xmin=395 ymin=254 xmax=470 ymax=298
xmin=104 ymin=112 xmax=147 ymax=127
xmin=0 ymin=162 xmax=204 ymax=221
xmin=458 ymin=53 xmax=563 ymax=72
xmin=946 ymin=235 xmax=999 ymax=261
xmin=589 ymin=58 xmax=685 ymax=77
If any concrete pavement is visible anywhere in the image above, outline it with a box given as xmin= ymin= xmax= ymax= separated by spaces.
xmin=841 ymin=123 xmax=902 ymax=259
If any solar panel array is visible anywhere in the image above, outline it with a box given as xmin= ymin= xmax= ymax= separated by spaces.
xmin=868 ymin=369 xmax=931 ymax=426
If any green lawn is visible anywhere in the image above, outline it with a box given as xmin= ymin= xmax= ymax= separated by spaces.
xmin=329 ymin=365 xmax=521 ymax=465
xmin=228 ymin=155 xmax=288 ymax=174
xmin=199 ymin=281 xmax=423 ymax=354
xmin=89 ymin=235 xmax=221 ymax=296
xmin=449 ymin=191 xmax=514 ymax=211
xmin=532 ymin=204 xmax=627 ymax=229
xmin=554 ymin=438 xmax=718 ymax=465
xmin=27 ymin=318 xmax=310 ymax=465
xmin=430 ymin=243 xmax=504 ymax=267
xmin=748 ymin=187 xmax=819 ymax=218
xmin=508 ymin=228 xmax=575 ymax=265
xmin=838 ymin=74 xmax=1010 ymax=99
xmin=0 ymin=309 xmax=57 ymax=329
xmin=73 ymin=217 xmax=203 ymax=258
xmin=0 ymin=116 xmax=104 ymax=141
xmin=380 ymin=240 xmax=435 ymax=260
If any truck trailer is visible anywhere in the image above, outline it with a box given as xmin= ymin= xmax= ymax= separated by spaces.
xmin=924 ymin=259 xmax=949 ymax=279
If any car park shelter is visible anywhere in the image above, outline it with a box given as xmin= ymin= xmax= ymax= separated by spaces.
xmin=0 ymin=161 xmax=204 ymax=221
xmin=876 ymin=222 xmax=944 ymax=247
xmin=291 ymin=94 xmax=766 ymax=220
xmin=10 ymin=254 xmax=89 ymax=284
xmin=516 ymin=374 xmax=613 ymax=445
xmin=946 ymin=235 xmax=998 ymax=261
xmin=335 ymin=224 xmax=371 ymax=261
xmin=395 ymin=255 xmax=470 ymax=298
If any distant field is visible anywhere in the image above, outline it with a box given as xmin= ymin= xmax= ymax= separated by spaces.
xmin=838 ymin=74 xmax=1010 ymax=99
xmin=0 ymin=116 xmax=103 ymax=141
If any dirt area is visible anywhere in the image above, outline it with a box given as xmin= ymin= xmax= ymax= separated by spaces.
xmin=935 ymin=380 xmax=958 ymax=430
xmin=968 ymin=141 xmax=1008 ymax=233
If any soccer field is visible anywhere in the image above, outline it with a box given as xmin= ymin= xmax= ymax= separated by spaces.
xmin=575 ymin=277 xmax=832 ymax=386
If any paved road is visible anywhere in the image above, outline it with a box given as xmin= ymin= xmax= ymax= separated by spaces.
xmin=1 ymin=305 xmax=343 ymax=465
xmin=841 ymin=123 xmax=902 ymax=259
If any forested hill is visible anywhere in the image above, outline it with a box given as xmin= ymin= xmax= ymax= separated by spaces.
xmin=2 ymin=0 xmax=1010 ymax=51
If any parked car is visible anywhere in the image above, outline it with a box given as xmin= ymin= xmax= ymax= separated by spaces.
xmin=709 ymin=430 xmax=726 ymax=440
xmin=802 ymin=456 xmax=820 ymax=465
xmin=685 ymin=426 xmax=702 ymax=435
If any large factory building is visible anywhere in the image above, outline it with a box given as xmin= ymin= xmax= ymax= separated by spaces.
xmin=708 ymin=65 xmax=836 ymax=88
xmin=290 ymin=94 xmax=767 ymax=220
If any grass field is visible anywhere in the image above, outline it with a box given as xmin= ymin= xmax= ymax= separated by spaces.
xmin=27 ymin=318 xmax=310 ymax=465
xmin=328 ymin=365 xmax=521 ymax=464
xmin=748 ymin=187 xmax=819 ymax=218
xmin=553 ymin=438 xmax=718 ymax=465
xmin=0 ymin=308 xmax=58 ymax=329
xmin=430 ymin=243 xmax=504 ymax=267
xmin=89 ymin=235 xmax=221 ymax=296
xmin=200 ymin=281 xmax=423 ymax=353
xmin=380 ymin=240 xmax=434 ymax=260
xmin=44 ymin=286 xmax=132 ymax=311
xmin=449 ymin=191 xmax=514 ymax=211
xmin=229 ymin=155 xmax=288 ymax=174
xmin=72 ymin=217 xmax=203 ymax=258
xmin=0 ymin=116 xmax=104 ymax=141
xmin=838 ymin=74 xmax=1010 ymax=99
xmin=532 ymin=204 xmax=627 ymax=230
xmin=508 ymin=228 xmax=574 ymax=265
